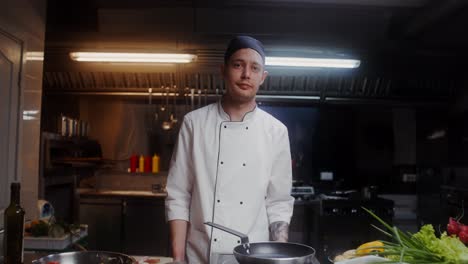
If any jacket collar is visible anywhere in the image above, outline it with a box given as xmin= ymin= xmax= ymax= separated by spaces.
xmin=217 ymin=99 xmax=257 ymax=122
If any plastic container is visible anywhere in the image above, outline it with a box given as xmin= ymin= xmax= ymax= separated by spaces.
xmin=130 ymin=155 xmax=138 ymax=173
xmin=152 ymin=154 xmax=160 ymax=173
xmin=138 ymin=155 xmax=145 ymax=173
xmin=144 ymin=156 xmax=152 ymax=172
xmin=24 ymin=225 xmax=88 ymax=250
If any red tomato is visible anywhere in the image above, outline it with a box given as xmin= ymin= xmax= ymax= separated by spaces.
xmin=459 ymin=224 xmax=468 ymax=233
xmin=448 ymin=222 xmax=460 ymax=235
xmin=459 ymin=231 xmax=468 ymax=244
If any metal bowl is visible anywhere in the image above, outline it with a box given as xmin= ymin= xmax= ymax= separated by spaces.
xmin=32 ymin=251 xmax=137 ymax=264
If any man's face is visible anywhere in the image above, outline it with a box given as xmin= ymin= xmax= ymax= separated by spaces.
xmin=221 ymin=48 xmax=268 ymax=104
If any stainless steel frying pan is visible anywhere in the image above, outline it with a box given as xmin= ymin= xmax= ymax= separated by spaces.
xmin=205 ymin=222 xmax=317 ymax=264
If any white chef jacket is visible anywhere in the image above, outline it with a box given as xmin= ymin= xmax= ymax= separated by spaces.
xmin=165 ymin=101 xmax=294 ymax=264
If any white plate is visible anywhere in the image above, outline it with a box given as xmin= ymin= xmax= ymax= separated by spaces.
xmin=335 ymin=255 xmax=388 ymax=264
xmin=132 ymin=256 xmax=173 ymax=264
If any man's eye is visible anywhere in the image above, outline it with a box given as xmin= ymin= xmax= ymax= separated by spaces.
xmin=252 ymin=66 xmax=261 ymax=72
xmin=233 ymin=63 xmax=241 ymax=68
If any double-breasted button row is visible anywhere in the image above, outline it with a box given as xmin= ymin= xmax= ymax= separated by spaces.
xmin=212 ymin=238 xmax=241 ymax=244
xmin=216 ymin=200 xmax=244 ymax=204
xmin=223 ymin=125 xmax=249 ymax=130
xmin=219 ymin=161 xmax=247 ymax=166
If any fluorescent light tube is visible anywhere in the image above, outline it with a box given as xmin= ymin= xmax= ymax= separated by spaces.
xmin=265 ymin=57 xmax=360 ymax=68
xmin=69 ymin=52 xmax=197 ymax=63
xmin=26 ymin=51 xmax=44 ymax=61
xmin=23 ymin=110 xmax=39 ymax=115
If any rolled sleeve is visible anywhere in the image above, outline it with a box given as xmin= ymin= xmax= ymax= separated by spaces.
xmin=266 ymin=127 xmax=294 ymax=224
xmin=165 ymin=115 xmax=195 ymax=222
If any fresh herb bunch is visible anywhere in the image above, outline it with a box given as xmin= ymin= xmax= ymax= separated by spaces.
xmin=363 ymin=207 xmax=468 ymax=264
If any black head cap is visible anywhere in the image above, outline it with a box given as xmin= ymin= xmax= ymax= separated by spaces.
xmin=224 ymin=36 xmax=266 ymax=64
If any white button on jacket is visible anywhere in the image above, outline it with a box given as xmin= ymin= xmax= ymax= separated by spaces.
xmin=165 ymin=101 xmax=294 ymax=264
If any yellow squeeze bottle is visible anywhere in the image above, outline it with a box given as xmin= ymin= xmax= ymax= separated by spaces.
xmin=152 ymin=154 xmax=160 ymax=173
xmin=139 ymin=155 xmax=145 ymax=173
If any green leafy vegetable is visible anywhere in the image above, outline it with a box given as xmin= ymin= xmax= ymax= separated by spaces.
xmin=30 ymin=220 xmax=49 ymax=237
xmin=363 ymin=207 xmax=468 ymax=264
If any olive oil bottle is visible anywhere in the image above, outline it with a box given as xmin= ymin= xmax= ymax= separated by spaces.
xmin=3 ymin=182 xmax=25 ymax=264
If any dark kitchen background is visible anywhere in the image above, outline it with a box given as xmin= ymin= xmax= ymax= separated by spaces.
xmin=9 ymin=0 xmax=468 ymax=261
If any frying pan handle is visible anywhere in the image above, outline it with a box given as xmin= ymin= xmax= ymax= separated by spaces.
xmin=204 ymin=222 xmax=249 ymax=244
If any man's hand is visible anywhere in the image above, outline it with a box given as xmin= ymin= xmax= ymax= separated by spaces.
xmin=169 ymin=219 xmax=189 ymax=261
xmin=269 ymin=221 xmax=289 ymax=242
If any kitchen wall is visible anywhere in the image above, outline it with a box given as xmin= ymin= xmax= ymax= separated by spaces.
xmin=444 ymin=86 xmax=468 ymax=187
xmin=40 ymin=90 xmax=457 ymax=234
xmin=41 ymin=94 xmax=452 ymax=193
xmin=0 ymin=0 xmax=47 ymax=217
xmin=355 ymin=107 xmax=394 ymax=186
xmin=262 ymin=105 xmax=356 ymax=185
xmin=0 ymin=0 xmax=47 ymax=256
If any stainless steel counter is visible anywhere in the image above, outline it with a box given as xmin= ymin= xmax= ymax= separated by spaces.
xmin=77 ymin=188 xmax=167 ymax=198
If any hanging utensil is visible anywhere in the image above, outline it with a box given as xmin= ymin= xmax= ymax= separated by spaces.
xmin=184 ymin=87 xmax=189 ymax=114
xmin=162 ymin=86 xmax=172 ymax=130
xmin=160 ymin=85 xmax=166 ymax=112
xmin=171 ymin=85 xmax=178 ymax=126
xmin=198 ymin=88 xmax=201 ymax=108
xmin=148 ymin=88 xmax=152 ymax=105
xmin=190 ymin=88 xmax=195 ymax=111
xmin=150 ymin=88 xmax=159 ymax=121
xmin=146 ymin=88 xmax=157 ymax=134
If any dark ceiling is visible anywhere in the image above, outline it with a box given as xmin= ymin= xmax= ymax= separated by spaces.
xmin=42 ymin=0 xmax=468 ymax=103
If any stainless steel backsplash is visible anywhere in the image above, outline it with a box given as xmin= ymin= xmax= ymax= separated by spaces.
xmin=80 ymin=98 xmax=190 ymax=172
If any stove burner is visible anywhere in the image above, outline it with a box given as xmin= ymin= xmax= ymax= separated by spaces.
xmin=291 ymin=186 xmax=315 ymax=200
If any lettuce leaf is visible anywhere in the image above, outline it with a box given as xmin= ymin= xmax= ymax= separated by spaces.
xmin=412 ymin=224 xmax=468 ymax=264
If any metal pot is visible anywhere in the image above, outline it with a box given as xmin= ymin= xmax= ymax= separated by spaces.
xmin=31 ymin=251 xmax=137 ymax=264
xmin=205 ymin=222 xmax=316 ymax=264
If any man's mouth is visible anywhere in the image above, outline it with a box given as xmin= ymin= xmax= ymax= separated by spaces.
xmin=237 ymin=83 xmax=253 ymax=89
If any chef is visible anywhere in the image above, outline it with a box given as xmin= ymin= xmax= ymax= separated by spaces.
xmin=165 ymin=35 xmax=294 ymax=264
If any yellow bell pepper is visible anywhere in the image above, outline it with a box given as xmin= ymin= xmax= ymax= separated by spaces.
xmin=356 ymin=241 xmax=384 ymax=255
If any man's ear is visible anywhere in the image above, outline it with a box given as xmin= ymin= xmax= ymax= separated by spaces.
xmin=260 ymin=70 xmax=269 ymax=86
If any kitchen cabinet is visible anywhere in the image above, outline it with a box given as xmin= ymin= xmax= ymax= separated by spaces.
xmin=289 ymin=200 xmax=320 ymax=247
xmin=79 ymin=197 xmax=123 ymax=252
xmin=123 ymin=199 xmax=168 ymax=256
xmin=79 ymin=196 xmax=169 ymax=256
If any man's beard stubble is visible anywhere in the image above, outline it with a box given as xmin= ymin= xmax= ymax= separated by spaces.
xmin=224 ymin=86 xmax=258 ymax=105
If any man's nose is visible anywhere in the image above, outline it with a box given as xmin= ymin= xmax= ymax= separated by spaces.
xmin=241 ymin=67 xmax=251 ymax=79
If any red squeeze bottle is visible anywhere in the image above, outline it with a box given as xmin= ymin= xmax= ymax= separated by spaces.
xmin=144 ymin=156 xmax=152 ymax=172
xmin=130 ymin=155 xmax=138 ymax=173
